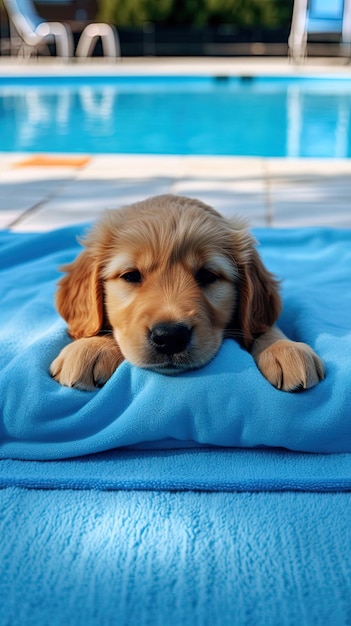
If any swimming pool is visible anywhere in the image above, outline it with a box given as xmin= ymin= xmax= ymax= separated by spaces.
xmin=1 ymin=75 xmax=351 ymax=158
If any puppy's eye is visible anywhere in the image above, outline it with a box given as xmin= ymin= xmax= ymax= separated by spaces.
xmin=120 ymin=270 xmax=142 ymax=284
xmin=195 ymin=268 xmax=219 ymax=287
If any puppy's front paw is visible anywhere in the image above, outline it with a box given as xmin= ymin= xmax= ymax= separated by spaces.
xmin=256 ymin=340 xmax=325 ymax=392
xmin=50 ymin=336 xmax=124 ymax=391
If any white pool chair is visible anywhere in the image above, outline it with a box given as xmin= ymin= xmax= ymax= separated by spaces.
xmin=288 ymin=0 xmax=351 ymax=60
xmin=3 ymin=0 xmax=74 ymax=58
xmin=75 ymin=23 xmax=121 ymax=59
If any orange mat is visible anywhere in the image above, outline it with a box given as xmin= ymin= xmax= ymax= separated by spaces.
xmin=14 ymin=155 xmax=91 ymax=168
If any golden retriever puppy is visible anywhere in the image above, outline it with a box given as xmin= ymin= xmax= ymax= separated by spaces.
xmin=50 ymin=194 xmax=324 ymax=392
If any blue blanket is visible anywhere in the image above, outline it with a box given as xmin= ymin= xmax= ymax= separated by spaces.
xmin=0 ymin=226 xmax=351 ymax=459
xmin=1 ymin=224 xmax=351 ymax=626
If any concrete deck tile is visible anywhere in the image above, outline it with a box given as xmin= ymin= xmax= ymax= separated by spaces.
xmin=79 ymin=155 xmax=185 ymax=179
xmin=0 ymin=210 xmax=24 ymax=230
xmin=273 ymin=208 xmax=351 ymax=228
xmin=1 ymin=163 xmax=79 ymax=182
xmin=171 ymin=179 xmax=266 ymax=226
xmin=268 ymin=178 xmax=351 ymax=226
xmin=268 ymin=179 xmax=351 ymax=197
xmin=49 ymin=177 xmax=174 ymax=205
xmin=266 ymin=158 xmax=351 ymax=177
xmin=0 ymin=162 xmax=78 ymax=228
xmin=11 ymin=207 xmax=103 ymax=232
xmin=10 ymin=177 xmax=176 ymax=231
xmin=177 ymin=156 xmax=264 ymax=180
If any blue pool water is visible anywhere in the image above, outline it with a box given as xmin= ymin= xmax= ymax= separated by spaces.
xmin=1 ymin=75 xmax=351 ymax=157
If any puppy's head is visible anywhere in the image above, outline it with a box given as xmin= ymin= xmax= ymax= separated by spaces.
xmin=56 ymin=195 xmax=281 ymax=374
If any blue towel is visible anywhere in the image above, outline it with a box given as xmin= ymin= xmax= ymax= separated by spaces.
xmin=2 ymin=486 xmax=351 ymax=626
xmin=1 ymin=447 xmax=351 ymax=492
xmin=1 ymin=225 xmax=351 ymax=459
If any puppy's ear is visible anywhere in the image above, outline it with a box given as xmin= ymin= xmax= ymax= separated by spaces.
xmin=56 ymin=250 xmax=104 ymax=339
xmin=235 ymin=245 xmax=282 ymax=350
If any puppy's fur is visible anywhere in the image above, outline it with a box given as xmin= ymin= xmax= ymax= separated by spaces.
xmin=50 ymin=194 xmax=324 ymax=391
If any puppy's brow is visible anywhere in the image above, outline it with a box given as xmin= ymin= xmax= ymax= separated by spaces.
xmin=103 ymin=254 xmax=136 ymax=279
xmin=204 ymin=255 xmax=239 ymax=281
xmin=169 ymin=242 xmax=233 ymax=270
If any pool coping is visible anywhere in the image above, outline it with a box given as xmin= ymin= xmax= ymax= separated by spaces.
xmin=1 ymin=56 xmax=351 ymax=78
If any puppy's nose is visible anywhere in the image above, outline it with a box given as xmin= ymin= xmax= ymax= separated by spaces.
xmin=149 ymin=323 xmax=192 ymax=356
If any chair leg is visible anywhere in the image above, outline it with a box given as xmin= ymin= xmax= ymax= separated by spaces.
xmin=54 ymin=23 xmax=74 ymax=58
xmin=36 ymin=22 xmax=74 ymax=58
xmin=76 ymin=23 xmax=120 ymax=58
xmin=342 ymin=0 xmax=351 ymax=59
xmin=101 ymin=25 xmax=120 ymax=57
xmin=75 ymin=29 xmax=97 ymax=57
xmin=288 ymin=0 xmax=308 ymax=61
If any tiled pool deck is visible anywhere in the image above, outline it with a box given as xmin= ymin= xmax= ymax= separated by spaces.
xmin=1 ymin=57 xmax=351 ymax=231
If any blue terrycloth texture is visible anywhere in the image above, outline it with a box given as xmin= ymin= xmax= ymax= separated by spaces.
xmin=0 ymin=226 xmax=351 ymax=458
xmin=1 ymin=487 xmax=351 ymax=626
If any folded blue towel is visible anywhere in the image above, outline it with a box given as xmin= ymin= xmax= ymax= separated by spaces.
xmin=1 ymin=447 xmax=351 ymax=492
xmin=1 ymin=226 xmax=350 ymax=459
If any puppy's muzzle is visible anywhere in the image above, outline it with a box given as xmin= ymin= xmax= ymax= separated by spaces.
xmin=148 ymin=323 xmax=192 ymax=356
